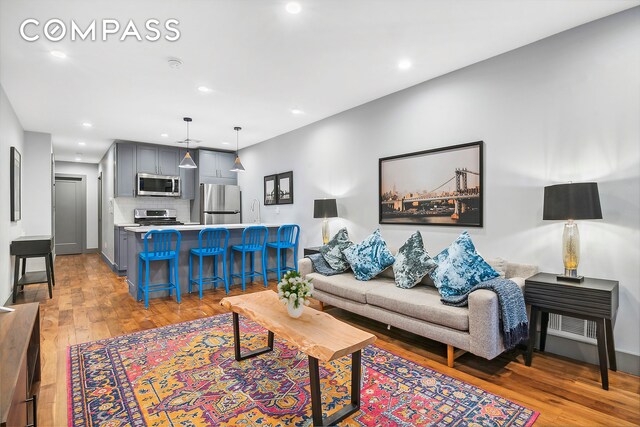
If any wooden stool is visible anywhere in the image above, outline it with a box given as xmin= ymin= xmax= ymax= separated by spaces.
xmin=10 ymin=235 xmax=55 ymax=303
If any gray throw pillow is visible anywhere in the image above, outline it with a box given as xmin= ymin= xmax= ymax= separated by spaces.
xmin=320 ymin=228 xmax=353 ymax=272
xmin=393 ymin=231 xmax=437 ymax=288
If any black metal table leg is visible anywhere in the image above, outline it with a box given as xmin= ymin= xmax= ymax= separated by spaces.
xmin=308 ymin=350 xmax=362 ymax=426
xmin=539 ymin=311 xmax=549 ymax=351
xmin=48 ymin=252 xmax=55 ymax=287
xmin=525 ymin=306 xmax=538 ymax=366
xmin=12 ymin=256 xmax=20 ymax=303
xmin=232 ymin=312 xmax=274 ymax=361
xmin=604 ymin=318 xmax=617 ymax=371
xmin=595 ymin=318 xmax=609 ymax=390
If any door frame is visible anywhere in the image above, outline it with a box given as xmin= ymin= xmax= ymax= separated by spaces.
xmin=54 ymin=173 xmax=87 ymax=254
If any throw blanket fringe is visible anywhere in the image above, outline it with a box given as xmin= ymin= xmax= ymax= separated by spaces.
xmin=441 ymin=278 xmax=529 ymax=350
xmin=305 ymin=253 xmax=344 ymax=276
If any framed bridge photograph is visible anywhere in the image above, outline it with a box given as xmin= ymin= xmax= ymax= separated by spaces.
xmin=379 ymin=141 xmax=483 ymax=227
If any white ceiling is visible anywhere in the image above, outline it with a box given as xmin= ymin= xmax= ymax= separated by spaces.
xmin=1 ymin=0 xmax=638 ymax=163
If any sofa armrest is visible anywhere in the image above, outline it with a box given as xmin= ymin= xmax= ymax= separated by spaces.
xmin=468 ymin=289 xmax=504 ymax=360
xmin=299 ymin=258 xmax=313 ymax=276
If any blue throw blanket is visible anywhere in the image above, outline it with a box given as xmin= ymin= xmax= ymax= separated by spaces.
xmin=305 ymin=254 xmax=346 ymax=276
xmin=441 ymin=278 xmax=529 ymax=350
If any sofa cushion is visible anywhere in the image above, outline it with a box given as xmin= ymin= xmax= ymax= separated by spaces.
xmin=393 ymin=231 xmax=437 ymax=289
xmin=306 ymin=272 xmax=392 ymax=304
xmin=320 ymin=228 xmax=353 ymax=272
xmin=366 ymin=285 xmax=470 ymax=331
xmin=342 ymin=229 xmax=395 ymax=281
xmin=430 ymin=231 xmax=500 ymax=298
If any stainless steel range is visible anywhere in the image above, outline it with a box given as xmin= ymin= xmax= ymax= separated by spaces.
xmin=134 ymin=209 xmax=184 ymax=226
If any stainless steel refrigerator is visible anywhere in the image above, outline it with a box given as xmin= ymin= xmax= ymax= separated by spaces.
xmin=200 ymin=184 xmax=242 ymax=224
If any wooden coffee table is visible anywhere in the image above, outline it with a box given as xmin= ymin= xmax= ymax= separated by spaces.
xmin=220 ymin=290 xmax=376 ymax=426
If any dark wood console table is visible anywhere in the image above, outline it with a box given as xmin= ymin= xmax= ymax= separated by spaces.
xmin=10 ymin=236 xmax=55 ymax=303
xmin=524 ymin=272 xmax=618 ymax=390
xmin=0 ymin=302 xmax=40 ymax=427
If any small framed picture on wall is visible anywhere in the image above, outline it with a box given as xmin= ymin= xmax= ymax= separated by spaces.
xmin=264 ymin=174 xmax=277 ymax=205
xmin=276 ymin=171 xmax=293 ymax=204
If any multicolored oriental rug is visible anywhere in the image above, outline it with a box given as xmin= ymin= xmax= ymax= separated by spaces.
xmin=68 ymin=314 xmax=539 ymax=426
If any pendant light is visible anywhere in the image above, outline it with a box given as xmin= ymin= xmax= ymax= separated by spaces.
xmin=178 ymin=117 xmax=197 ymax=169
xmin=230 ymin=126 xmax=245 ymax=172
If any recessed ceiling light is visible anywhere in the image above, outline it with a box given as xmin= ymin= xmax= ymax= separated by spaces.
xmin=168 ymin=58 xmax=183 ymax=69
xmin=75 ymin=157 xmax=82 ymax=161
xmin=398 ymin=59 xmax=412 ymax=70
xmin=286 ymin=2 xmax=302 ymax=14
xmin=160 ymin=133 xmax=169 ymax=138
xmin=78 ymin=141 xmax=86 ymax=146
xmin=50 ymin=50 xmax=66 ymax=59
xmin=291 ymin=108 xmax=304 ymax=115
xmin=197 ymin=86 xmax=212 ymax=93
xmin=222 ymin=141 xmax=231 ymax=145
xmin=82 ymin=122 xmax=93 ymax=128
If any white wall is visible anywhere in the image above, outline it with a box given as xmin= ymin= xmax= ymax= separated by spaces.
xmin=22 ymin=131 xmax=53 ymax=271
xmin=238 ymin=9 xmax=640 ymax=358
xmin=55 ymin=161 xmax=99 ymax=250
xmin=0 ymin=85 xmax=24 ymax=304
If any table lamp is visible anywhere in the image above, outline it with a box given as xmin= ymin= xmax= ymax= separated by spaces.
xmin=314 ymin=199 xmax=338 ymax=245
xmin=543 ymin=182 xmax=602 ymax=282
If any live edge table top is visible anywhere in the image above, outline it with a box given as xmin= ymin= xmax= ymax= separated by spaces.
xmin=221 ymin=290 xmax=376 ymax=362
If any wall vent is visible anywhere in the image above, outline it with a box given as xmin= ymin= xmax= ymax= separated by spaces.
xmin=547 ymin=313 xmax=597 ymax=344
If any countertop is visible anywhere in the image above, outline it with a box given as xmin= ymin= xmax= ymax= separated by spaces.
xmin=115 ymin=222 xmax=200 ymax=228
xmin=124 ymin=223 xmax=281 ymax=233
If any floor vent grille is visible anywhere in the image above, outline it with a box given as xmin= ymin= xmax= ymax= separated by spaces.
xmin=547 ymin=313 xmax=597 ymax=343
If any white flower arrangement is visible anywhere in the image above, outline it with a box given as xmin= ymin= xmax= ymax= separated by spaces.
xmin=277 ymin=270 xmax=313 ymax=309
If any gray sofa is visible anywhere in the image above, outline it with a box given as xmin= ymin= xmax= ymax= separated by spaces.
xmin=299 ymin=256 xmax=537 ymax=367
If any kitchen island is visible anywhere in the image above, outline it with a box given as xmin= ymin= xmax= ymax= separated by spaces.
xmin=124 ymin=223 xmax=286 ymax=300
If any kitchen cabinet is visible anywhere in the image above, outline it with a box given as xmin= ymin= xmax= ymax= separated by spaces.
xmin=136 ymin=145 xmax=180 ymax=176
xmin=136 ymin=145 xmax=158 ymax=174
xmin=115 ymin=143 xmax=137 ymax=197
xmin=159 ymin=147 xmax=180 ymax=176
xmin=198 ymin=149 xmax=238 ymax=185
xmin=179 ymin=149 xmax=197 ymax=200
xmin=114 ymin=227 xmax=128 ymax=273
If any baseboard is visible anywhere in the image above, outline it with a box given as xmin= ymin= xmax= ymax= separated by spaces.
xmin=84 ymin=248 xmax=99 ymax=254
xmin=101 ymin=252 xmax=117 ymax=273
xmin=540 ymin=334 xmax=640 ymax=376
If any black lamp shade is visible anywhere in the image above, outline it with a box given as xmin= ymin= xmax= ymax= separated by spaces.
xmin=543 ymin=182 xmax=602 ymax=220
xmin=314 ymin=199 xmax=338 ymax=218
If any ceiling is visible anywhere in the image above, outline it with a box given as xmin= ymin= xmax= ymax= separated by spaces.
xmin=1 ymin=0 xmax=637 ymax=163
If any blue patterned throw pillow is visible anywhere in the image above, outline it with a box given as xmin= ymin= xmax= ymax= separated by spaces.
xmin=393 ymin=231 xmax=437 ymax=289
xmin=430 ymin=231 xmax=499 ymax=298
xmin=320 ymin=228 xmax=353 ymax=272
xmin=342 ymin=229 xmax=395 ymax=281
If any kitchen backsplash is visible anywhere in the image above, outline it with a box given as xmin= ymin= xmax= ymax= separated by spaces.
xmin=114 ymin=197 xmax=192 ymax=224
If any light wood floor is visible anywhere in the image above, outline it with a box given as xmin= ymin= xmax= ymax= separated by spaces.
xmin=13 ymin=254 xmax=640 ymax=426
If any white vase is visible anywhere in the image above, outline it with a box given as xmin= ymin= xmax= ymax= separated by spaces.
xmin=287 ymin=300 xmax=304 ymax=318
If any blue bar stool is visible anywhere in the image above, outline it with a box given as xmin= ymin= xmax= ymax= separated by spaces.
xmin=229 ymin=226 xmax=269 ymax=290
xmin=137 ymin=229 xmax=181 ymax=310
xmin=267 ymin=224 xmax=300 ymax=282
xmin=189 ymin=228 xmax=230 ymax=298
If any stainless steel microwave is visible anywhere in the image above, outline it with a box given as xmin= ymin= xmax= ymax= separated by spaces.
xmin=137 ymin=173 xmax=181 ymax=197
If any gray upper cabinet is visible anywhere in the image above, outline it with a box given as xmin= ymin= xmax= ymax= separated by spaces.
xmin=179 ymin=149 xmax=196 ymax=199
xmin=217 ymin=152 xmax=237 ymax=179
xmin=136 ymin=145 xmax=180 ymax=176
xmin=198 ymin=149 xmax=238 ymax=185
xmin=137 ymin=145 xmax=159 ymax=174
xmin=158 ymin=147 xmax=179 ymax=176
xmin=115 ymin=143 xmax=137 ymax=197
